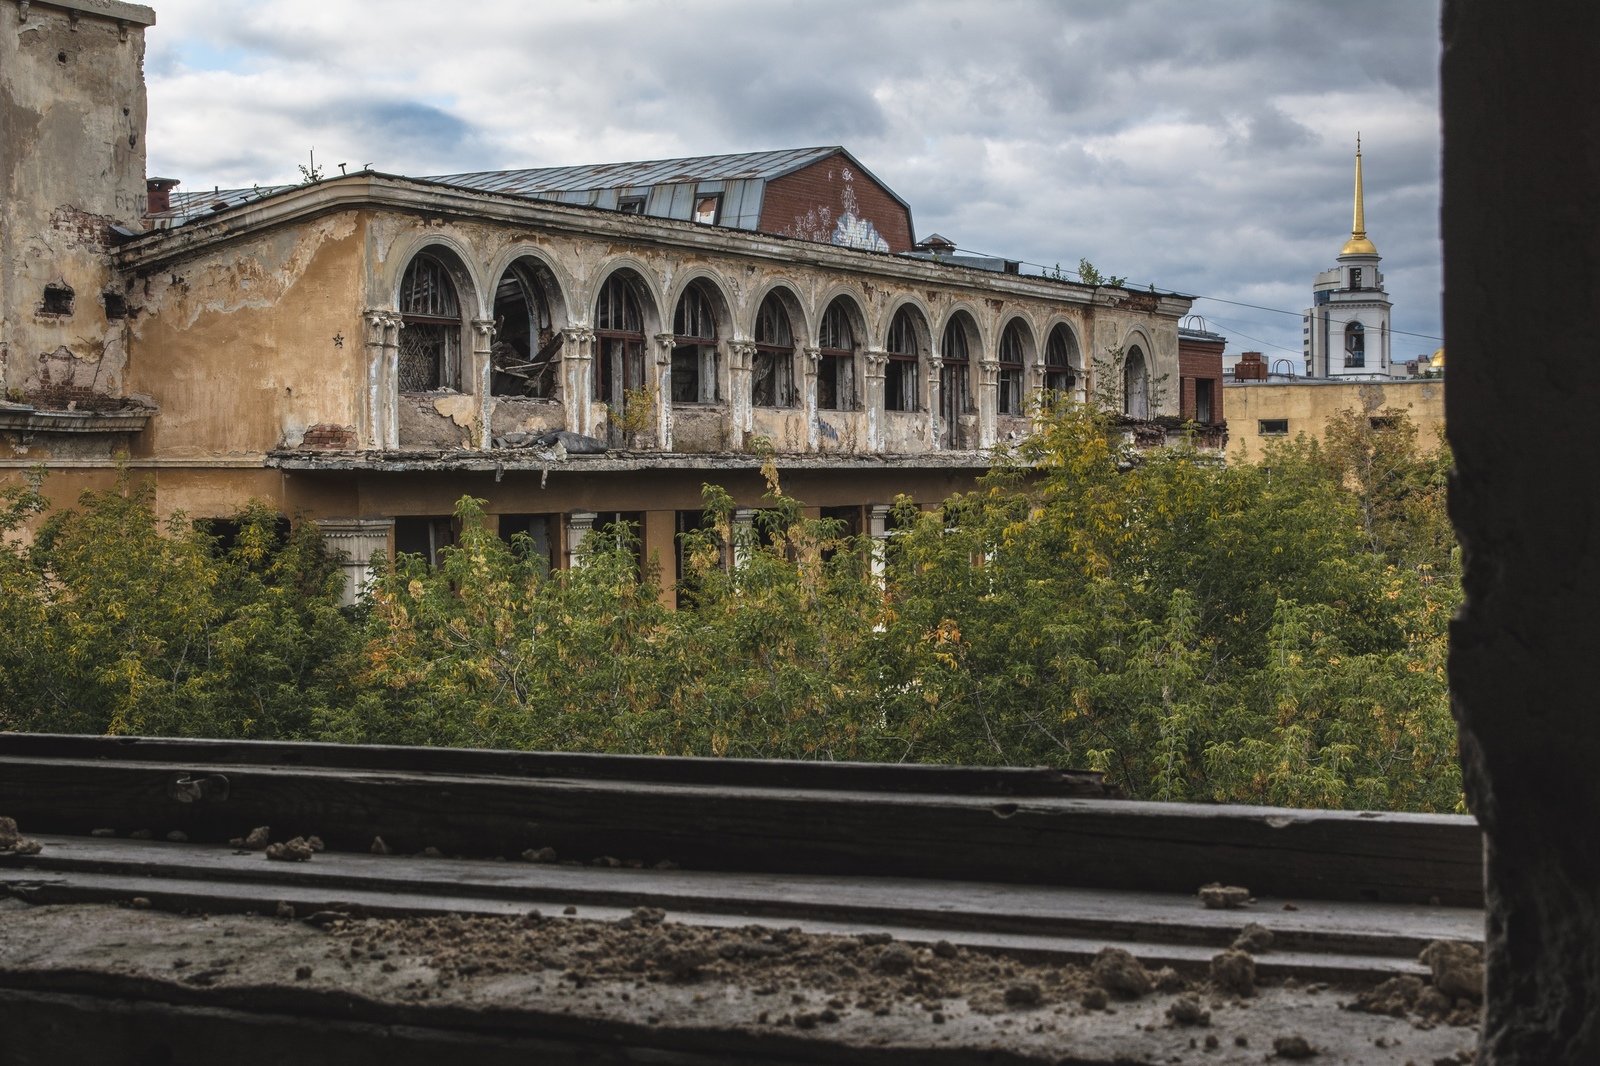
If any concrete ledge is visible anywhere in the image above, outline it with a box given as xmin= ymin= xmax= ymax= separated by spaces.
xmin=0 ymin=406 xmax=154 ymax=433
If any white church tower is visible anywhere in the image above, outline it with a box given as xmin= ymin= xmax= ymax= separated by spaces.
xmin=1302 ymin=138 xmax=1394 ymax=378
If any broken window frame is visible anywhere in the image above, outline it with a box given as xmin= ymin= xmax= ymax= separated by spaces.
xmin=398 ymin=254 xmax=463 ymax=392
xmin=1344 ymin=321 xmax=1366 ymax=368
xmin=671 ymin=284 xmax=720 ymax=404
xmin=490 ymin=264 xmax=560 ymax=399
xmin=692 ymin=194 xmax=722 ymax=226
xmin=393 ymin=514 xmax=460 ymax=569
xmin=618 ymin=195 xmax=646 ymax=215
xmin=1258 ymin=418 xmax=1289 ymax=436
xmin=1044 ymin=324 xmax=1078 ymax=397
xmin=940 ymin=317 xmax=972 ymax=446
xmin=884 ymin=307 xmax=920 ymax=413
xmin=594 ymin=274 xmax=648 ymax=407
xmin=752 ymin=293 xmax=797 ymax=408
xmin=817 ymin=300 xmax=857 ymax=412
xmin=997 ymin=321 xmax=1026 ymax=416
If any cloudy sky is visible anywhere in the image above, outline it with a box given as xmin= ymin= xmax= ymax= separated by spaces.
xmin=142 ymin=0 xmax=1443 ymax=362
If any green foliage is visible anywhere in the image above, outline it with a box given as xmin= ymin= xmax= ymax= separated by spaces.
xmin=0 ymin=473 xmax=355 ymax=739
xmin=1077 ymin=258 xmax=1127 ymax=288
xmin=2 ymin=405 xmax=1461 ymax=812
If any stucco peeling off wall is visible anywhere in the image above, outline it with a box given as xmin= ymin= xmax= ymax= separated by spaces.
xmin=136 ymin=215 xmax=360 ymax=331
xmin=790 ymin=169 xmax=890 ymax=254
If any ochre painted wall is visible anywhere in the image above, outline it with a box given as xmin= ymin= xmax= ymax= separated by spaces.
xmin=1224 ymin=378 xmax=1445 ymax=463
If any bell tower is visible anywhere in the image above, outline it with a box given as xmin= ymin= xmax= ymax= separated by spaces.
xmin=1302 ymin=136 xmax=1394 ymax=378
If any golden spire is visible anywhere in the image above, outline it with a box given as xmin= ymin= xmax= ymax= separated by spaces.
xmin=1341 ymin=133 xmax=1378 ymax=256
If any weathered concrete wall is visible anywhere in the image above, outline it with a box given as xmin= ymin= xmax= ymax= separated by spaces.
xmin=0 ymin=0 xmax=153 ymax=407
xmin=1224 ymin=378 xmax=1444 ymax=463
xmin=124 ymin=213 xmax=367 ymax=458
xmin=115 ymin=194 xmax=1179 ymax=463
xmin=1443 ymin=2 xmax=1600 ymax=1061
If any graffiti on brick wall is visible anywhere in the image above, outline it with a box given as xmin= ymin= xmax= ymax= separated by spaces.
xmin=789 ymin=167 xmax=890 ymax=253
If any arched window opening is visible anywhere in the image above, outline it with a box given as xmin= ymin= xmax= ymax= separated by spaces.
xmin=940 ymin=317 xmax=972 ymax=446
xmin=398 ymin=254 xmax=461 ymax=392
xmin=752 ymin=293 xmax=796 ymax=408
xmin=998 ymin=321 xmax=1026 ymax=415
xmin=1045 ymin=325 xmax=1078 ymax=396
xmin=672 ymin=284 xmax=720 ymax=404
xmin=884 ymin=307 xmax=920 ymax=412
xmin=1123 ymin=346 xmax=1150 ymax=419
xmin=491 ymin=264 xmax=558 ymax=398
xmin=594 ymin=274 xmax=646 ymax=406
xmin=1344 ymin=320 xmax=1366 ymax=368
xmin=817 ymin=299 xmax=857 ymax=411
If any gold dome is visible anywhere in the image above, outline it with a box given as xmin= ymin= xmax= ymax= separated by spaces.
xmin=1430 ymin=348 xmax=1444 ymax=368
xmin=1341 ymin=233 xmax=1378 ymax=256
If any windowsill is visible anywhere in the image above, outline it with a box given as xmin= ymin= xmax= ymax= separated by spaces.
xmin=400 ymin=389 xmax=462 ymax=396
xmin=491 ymin=394 xmax=560 ymax=404
xmin=670 ymin=401 xmax=727 ymax=409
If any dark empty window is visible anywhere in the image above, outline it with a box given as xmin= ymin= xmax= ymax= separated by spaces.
xmin=1044 ymin=325 xmax=1078 ymax=396
xmin=103 ymin=291 xmax=128 ymax=320
xmin=594 ymin=511 xmax=644 ymax=576
xmin=1350 ymin=268 xmax=1363 ymax=290
xmin=884 ymin=307 xmax=919 ymax=412
xmin=672 ymin=285 xmax=719 ymax=404
xmin=40 ymin=283 xmax=74 ymax=316
xmin=817 ymin=300 xmax=857 ymax=411
xmin=752 ymin=293 xmax=796 ymax=408
xmin=491 ymin=264 xmax=558 ymax=398
xmin=998 ymin=321 xmax=1026 ymax=415
xmin=499 ymin=513 xmax=557 ymax=573
xmin=618 ymin=196 xmax=646 ymax=214
xmin=940 ymin=318 xmax=972 ymax=446
xmin=594 ymin=274 xmax=647 ymax=407
xmin=398 ymin=255 xmax=461 ymax=391
xmin=394 ymin=515 xmax=458 ymax=568
xmin=1258 ymin=419 xmax=1289 ymax=436
xmin=1344 ymin=321 xmax=1366 ymax=368
xmin=1195 ymin=378 xmax=1215 ymax=423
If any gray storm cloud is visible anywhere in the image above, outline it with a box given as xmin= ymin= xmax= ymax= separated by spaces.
xmin=142 ymin=0 xmax=1442 ymax=357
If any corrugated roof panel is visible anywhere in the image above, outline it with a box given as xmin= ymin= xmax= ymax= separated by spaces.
xmin=423 ymin=146 xmax=841 ymax=198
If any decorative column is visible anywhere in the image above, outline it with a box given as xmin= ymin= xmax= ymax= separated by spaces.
xmin=867 ymin=503 xmax=892 ymax=578
xmin=653 ymin=332 xmax=676 ymax=451
xmin=565 ymin=511 xmax=597 ymax=569
xmin=927 ymin=338 xmax=944 ymax=450
xmin=802 ymin=345 xmax=821 ymax=450
xmin=732 ymin=507 xmax=758 ymax=568
xmin=471 ymin=318 xmax=496 ymax=449
xmin=362 ymin=310 xmax=401 ymax=449
xmin=729 ymin=342 xmax=757 ymax=445
xmin=863 ymin=348 xmax=888 ymax=453
xmin=977 ymin=357 xmax=1000 ymax=449
xmin=315 ymin=517 xmax=395 ymax=607
xmin=560 ymin=327 xmax=594 ymax=436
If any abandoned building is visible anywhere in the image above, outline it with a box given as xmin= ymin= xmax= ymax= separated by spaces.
xmin=1 ymin=0 xmax=1207 ymax=605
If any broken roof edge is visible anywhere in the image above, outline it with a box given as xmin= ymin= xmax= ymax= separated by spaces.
xmin=115 ymin=173 xmax=1189 ymax=316
xmin=266 ymin=449 xmax=1000 ymax=474
xmin=23 ymin=0 xmax=155 ymax=26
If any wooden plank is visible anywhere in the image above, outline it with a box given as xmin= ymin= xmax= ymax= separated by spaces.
xmin=0 ymin=869 xmax=1438 ymax=983
xmin=2 ymin=836 xmax=1480 ymax=959
xmin=0 ymin=754 xmax=1483 ymax=905
xmin=0 ymin=733 xmax=1119 ymax=797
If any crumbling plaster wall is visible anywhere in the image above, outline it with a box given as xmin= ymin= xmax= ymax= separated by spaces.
xmin=125 ymin=213 xmax=366 ymax=457
xmin=0 ymin=1 xmax=151 ymax=408
xmin=362 ymin=210 xmax=1183 ymax=457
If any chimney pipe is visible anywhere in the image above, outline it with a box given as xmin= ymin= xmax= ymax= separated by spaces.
xmin=146 ymin=177 xmax=180 ymax=215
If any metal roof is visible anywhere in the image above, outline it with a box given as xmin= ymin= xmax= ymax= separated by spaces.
xmin=424 ymin=146 xmax=846 ymax=199
xmin=149 ymin=185 xmax=295 ymax=228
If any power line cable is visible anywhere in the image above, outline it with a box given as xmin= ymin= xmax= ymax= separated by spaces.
xmin=942 ymin=244 xmax=1445 ymax=345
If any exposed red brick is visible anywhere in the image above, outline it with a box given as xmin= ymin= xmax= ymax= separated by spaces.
xmin=758 ymin=155 xmax=914 ymax=254
xmin=1178 ymin=335 xmax=1225 ymax=424
xmin=299 ymin=423 xmax=355 ymax=449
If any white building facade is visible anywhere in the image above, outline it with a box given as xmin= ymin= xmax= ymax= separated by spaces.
xmin=1302 ymin=141 xmax=1395 ymax=380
